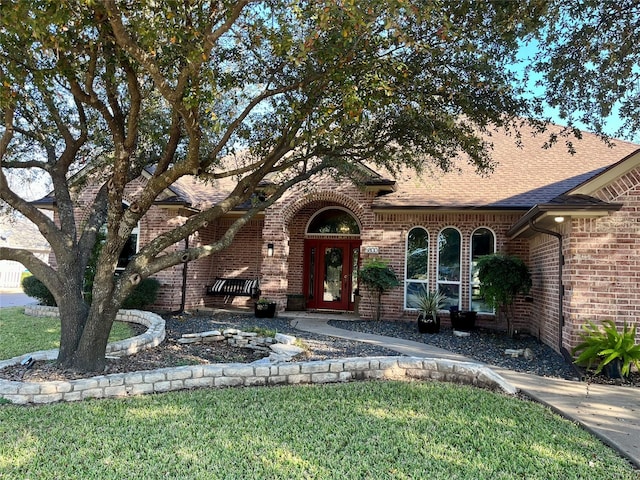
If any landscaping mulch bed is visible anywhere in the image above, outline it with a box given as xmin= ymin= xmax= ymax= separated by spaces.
xmin=329 ymin=319 xmax=640 ymax=388
xmin=0 ymin=311 xmax=396 ymax=382
xmin=1 ymin=310 xmax=638 ymax=388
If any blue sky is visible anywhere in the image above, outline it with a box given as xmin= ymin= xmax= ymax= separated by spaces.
xmin=515 ymin=41 xmax=638 ymax=143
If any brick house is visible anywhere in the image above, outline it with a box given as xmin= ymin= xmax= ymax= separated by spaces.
xmin=38 ymin=125 xmax=640 ymax=355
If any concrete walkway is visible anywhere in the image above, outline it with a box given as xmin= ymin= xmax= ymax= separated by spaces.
xmin=283 ymin=314 xmax=640 ymax=469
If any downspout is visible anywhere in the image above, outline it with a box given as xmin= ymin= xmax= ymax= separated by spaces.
xmin=179 ymin=235 xmax=189 ymax=313
xmin=528 ymin=219 xmax=565 ymax=353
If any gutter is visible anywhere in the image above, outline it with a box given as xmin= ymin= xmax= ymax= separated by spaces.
xmin=179 ymin=235 xmax=189 ymax=313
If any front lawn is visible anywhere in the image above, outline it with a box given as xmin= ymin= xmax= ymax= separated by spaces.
xmin=0 ymin=307 xmax=135 ymax=359
xmin=0 ymin=381 xmax=636 ymax=479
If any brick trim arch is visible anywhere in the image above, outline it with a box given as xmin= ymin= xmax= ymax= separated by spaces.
xmin=281 ymin=190 xmax=368 ymax=229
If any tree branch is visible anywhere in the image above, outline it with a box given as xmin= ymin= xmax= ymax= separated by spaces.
xmin=0 ymin=247 xmax=62 ymax=294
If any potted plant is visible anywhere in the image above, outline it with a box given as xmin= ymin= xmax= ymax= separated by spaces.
xmin=572 ymin=320 xmax=640 ymax=379
xmin=254 ymin=298 xmax=277 ymax=318
xmin=411 ymin=289 xmax=446 ymax=334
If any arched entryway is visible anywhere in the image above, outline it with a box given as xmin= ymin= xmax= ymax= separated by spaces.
xmin=303 ymin=208 xmax=361 ymax=311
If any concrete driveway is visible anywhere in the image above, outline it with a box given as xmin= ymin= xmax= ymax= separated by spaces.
xmin=0 ymin=290 xmax=36 ymax=308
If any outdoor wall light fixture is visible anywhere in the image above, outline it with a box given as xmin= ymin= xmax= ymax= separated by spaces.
xmin=554 ymin=216 xmax=565 ymax=223
xmin=267 ymin=243 xmax=274 ymax=257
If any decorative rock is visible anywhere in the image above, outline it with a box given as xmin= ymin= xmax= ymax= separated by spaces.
xmin=268 ymin=353 xmax=294 ymax=363
xmin=201 ymin=335 xmax=226 ymax=343
xmin=270 ymin=343 xmax=305 ymax=357
xmin=181 ymin=333 xmax=201 ymax=339
xmin=244 ymin=345 xmax=270 ymax=352
xmin=200 ymin=330 xmax=221 ymax=337
xmin=453 ymin=330 xmax=471 ymax=337
xmin=274 ymin=333 xmax=296 ymax=345
xmin=177 ymin=337 xmax=201 ymax=344
xmin=223 ymin=328 xmax=240 ymax=336
xmin=250 ymin=357 xmax=273 ymax=365
xmin=523 ymin=348 xmax=535 ymax=361
xmin=504 ymin=348 xmax=525 ymax=358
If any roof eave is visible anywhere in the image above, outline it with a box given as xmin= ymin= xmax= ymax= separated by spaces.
xmin=507 ymin=202 xmax=624 ymax=238
xmin=371 ymin=205 xmax=528 ymax=214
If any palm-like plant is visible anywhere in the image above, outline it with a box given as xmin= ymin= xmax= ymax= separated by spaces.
xmin=411 ymin=289 xmax=447 ymax=323
xmin=572 ymin=320 xmax=640 ymax=377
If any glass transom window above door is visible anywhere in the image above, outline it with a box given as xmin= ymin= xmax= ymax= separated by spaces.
xmin=307 ymin=209 xmax=360 ymax=235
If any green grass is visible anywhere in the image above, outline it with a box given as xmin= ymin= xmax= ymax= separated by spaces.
xmin=0 ymin=381 xmax=636 ymax=479
xmin=0 ymin=307 xmax=135 ymax=360
xmin=246 ymin=326 xmax=277 ymax=337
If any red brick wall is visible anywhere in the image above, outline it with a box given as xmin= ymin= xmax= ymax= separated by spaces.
xmin=528 ymin=228 xmax=565 ymax=350
xmin=563 ymin=166 xmax=640 ymax=349
xmin=194 ymin=217 xmax=264 ymax=310
xmin=362 ymin=211 xmax=529 ymax=327
xmin=255 ymin=173 xmax=531 ymax=328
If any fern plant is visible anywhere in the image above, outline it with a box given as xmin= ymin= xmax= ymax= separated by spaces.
xmin=572 ymin=320 xmax=640 ymax=377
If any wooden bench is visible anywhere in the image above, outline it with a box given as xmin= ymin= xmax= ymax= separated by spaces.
xmin=206 ymin=277 xmax=260 ymax=302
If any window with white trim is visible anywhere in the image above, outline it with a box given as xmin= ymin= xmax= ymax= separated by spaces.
xmin=437 ymin=227 xmax=461 ymax=310
xmin=117 ymin=222 xmax=140 ymax=270
xmin=405 ymin=227 xmax=429 ymax=308
xmin=98 ymin=221 xmax=140 ymax=272
xmin=470 ymin=227 xmax=495 ymax=312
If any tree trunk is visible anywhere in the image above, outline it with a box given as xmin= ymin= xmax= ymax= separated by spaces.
xmin=57 ymin=294 xmax=89 ymax=367
xmin=55 ymin=258 xmax=122 ymax=373
xmin=55 ymin=264 xmax=90 ymax=368
xmin=69 ymin=268 xmax=121 ymax=372
xmin=71 ymin=304 xmax=118 ymax=372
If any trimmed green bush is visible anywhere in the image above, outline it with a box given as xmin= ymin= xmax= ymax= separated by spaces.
xmin=21 ymin=275 xmax=57 ymax=306
xmin=359 ymin=259 xmax=400 ymax=321
xmin=476 ymin=253 xmax=531 ymax=336
xmin=121 ymin=278 xmax=161 ymax=309
xmin=21 ymin=275 xmax=161 ymax=310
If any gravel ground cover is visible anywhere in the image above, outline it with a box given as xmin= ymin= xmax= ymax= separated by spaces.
xmin=167 ymin=311 xmax=397 ymax=360
xmin=328 ymin=319 xmax=640 ymax=387
xmin=328 ymin=319 xmax=580 ymax=379
xmin=3 ymin=309 xmax=638 ymax=387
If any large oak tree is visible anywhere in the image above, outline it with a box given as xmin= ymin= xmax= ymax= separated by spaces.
xmin=533 ymin=0 xmax=640 ymax=140
xmin=1 ymin=0 xmax=547 ymax=372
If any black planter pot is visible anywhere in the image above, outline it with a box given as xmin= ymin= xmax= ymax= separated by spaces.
xmin=255 ymin=302 xmax=276 ymax=318
xmin=286 ymin=294 xmax=306 ymax=311
xmin=417 ymin=313 xmax=440 ymax=334
xmin=603 ymin=358 xmax=623 ymax=379
xmin=450 ymin=309 xmax=477 ymax=331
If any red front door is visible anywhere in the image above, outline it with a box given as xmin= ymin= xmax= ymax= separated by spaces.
xmin=304 ymin=239 xmax=360 ymax=311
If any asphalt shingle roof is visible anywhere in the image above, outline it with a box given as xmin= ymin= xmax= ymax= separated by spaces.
xmin=371 ymin=125 xmax=639 ymax=210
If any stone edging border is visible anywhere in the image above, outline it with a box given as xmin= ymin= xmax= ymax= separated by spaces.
xmin=1 ymin=356 xmax=516 ymax=404
xmin=0 ymin=306 xmax=166 ymax=369
xmin=0 ymin=307 xmax=517 ymax=405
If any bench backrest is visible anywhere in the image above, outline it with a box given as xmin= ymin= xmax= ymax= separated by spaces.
xmin=208 ymin=278 xmax=259 ymax=297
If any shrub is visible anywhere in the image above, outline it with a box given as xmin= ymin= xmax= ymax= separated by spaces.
xmin=121 ymin=278 xmax=161 ymax=309
xmin=21 ymin=275 xmax=161 ymax=310
xmin=21 ymin=275 xmax=57 ymax=306
xmin=359 ymin=259 xmax=400 ymax=321
xmin=476 ymin=253 xmax=531 ymax=336
xmin=572 ymin=320 xmax=640 ymax=377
